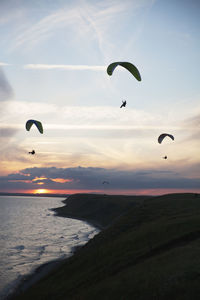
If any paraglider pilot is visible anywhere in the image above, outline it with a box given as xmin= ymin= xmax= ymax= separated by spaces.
xmin=120 ymin=100 xmax=126 ymax=108
xmin=29 ymin=150 xmax=35 ymax=155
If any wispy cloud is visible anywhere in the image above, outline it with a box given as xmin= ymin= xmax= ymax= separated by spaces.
xmin=179 ymin=112 xmax=200 ymax=143
xmin=24 ymin=64 xmax=106 ymax=71
xmin=183 ymin=113 xmax=200 ymax=128
xmin=0 ymin=127 xmax=18 ymax=137
xmin=12 ymin=1 xmax=127 ymax=49
xmin=0 ymin=68 xmax=13 ymax=101
xmin=1 ymin=100 xmax=198 ymax=176
xmin=0 ymin=62 xmax=10 ymax=66
xmin=0 ymin=100 xmax=186 ymax=141
xmin=10 ymin=0 xmax=150 ymax=58
xmin=0 ymin=100 xmax=175 ymax=132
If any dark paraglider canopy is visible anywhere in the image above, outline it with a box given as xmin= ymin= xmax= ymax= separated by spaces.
xmin=120 ymin=100 xmax=126 ymax=108
xmin=26 ymin=119 xmax=43 ymax=134
xmin=102 ymin=181 xmax=109 ymax=184
xmin=158 ymin=133 xmax=174 ymax=144
xmin=107 ymin=62 xmax=141 ymax=81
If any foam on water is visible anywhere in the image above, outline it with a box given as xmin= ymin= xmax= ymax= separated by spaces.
xmin=0 ymin=196 xmax=99 ymax=299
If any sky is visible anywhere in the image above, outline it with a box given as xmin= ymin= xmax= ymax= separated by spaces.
xmin=0 ymin=0 xmax=200 ymax=195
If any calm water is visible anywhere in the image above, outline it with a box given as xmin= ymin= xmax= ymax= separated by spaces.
xmin=0 ymin=196 xmax=99 ymax=299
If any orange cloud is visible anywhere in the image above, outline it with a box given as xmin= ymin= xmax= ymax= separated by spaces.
xmin=50 ymin=178 xmax=73 ymax=183
xmin=32 ymin=176 xmax=48 ymax=182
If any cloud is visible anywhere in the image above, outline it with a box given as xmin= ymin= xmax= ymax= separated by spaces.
xmin=0 ymin=100 xmax=165 ymax=128
xmin=0 ymin=127 xmax=18 ymax=138
xmin=1 ymin=100 xmax=192 ymax=175
xmin=183 ymin=113 xmax=200 ymax=128
xmin=10 ymin=0 xmax=153 ymax=57
xmin=0 ymin=62 xmax=10 ymax=66
xmin=180 ymin=112 xmax=200 ymax=142
xmin=0 ymin=68 xmax=13 ymax=101
xmin=0 ymin=126 xmax=21 ymax=161
xmin=0 ymin=100 xmax=198 ymax=177
xmin=11 ymin=1 xmax=130 ymax=50
xmin=0 ymin=125 xmax=29 ymax=172
xmin=0 ymin=166 xmax=199 ymax=193
xmin=24 ymin=64 xmax=106 ymax=71
xmin=0 ymin=0 xmax=27 ymax=24
xmin=0 ymin=142 xmax=28 ymax=162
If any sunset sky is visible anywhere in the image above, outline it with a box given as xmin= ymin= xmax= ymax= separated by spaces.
xmin=0 ymin=0 xmax=199 ymax=195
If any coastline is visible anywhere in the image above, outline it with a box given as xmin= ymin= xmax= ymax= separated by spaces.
xmin=8 ymin=258 xmax=65 ymax=299
xmin=8 ymin=193 xmax=150 ymax=299
xmin=52 ymin=206 xmax=105 ymax=231
xmin=7 ymin=244 xmax=82 ymax=300
xmin=7 ymin=195 xmax=103 ymax=300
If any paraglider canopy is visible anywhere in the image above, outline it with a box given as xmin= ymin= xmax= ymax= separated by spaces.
xmin=107 ymin=62 xmax=141 ymax=81
xmin=26 ymin=120 xmax=43 ymax=134
xmin=158 ymin=133 xmax=174 ymax=144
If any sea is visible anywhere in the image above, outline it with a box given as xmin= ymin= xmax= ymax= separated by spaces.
xmin=0 ymin=195 xmax=99 ymax=299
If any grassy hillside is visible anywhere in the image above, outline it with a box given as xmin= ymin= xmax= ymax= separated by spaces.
xmin=53 ymin=193 xmax=150 ymax=228
xmin=11 ymin=193 xmax=200 ymax=300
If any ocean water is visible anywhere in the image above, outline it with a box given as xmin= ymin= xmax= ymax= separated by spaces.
xmin=0 ymin=196 xmax=99 ymax=299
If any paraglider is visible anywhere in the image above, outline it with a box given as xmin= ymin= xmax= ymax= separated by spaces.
xmin=26 ymin=120 xmax=43 ymax=134
xmin=158 ymin=133 xmax=174 ymax=144
xmin=29 ymin=150 xmax=35 ymax=155
xmin=107 ymin=62 xmax=141 ymax=81
xmin=120 ymin=100 xmax=126 ymax=108
xmin=102 ymin=181 xmax=109 ymax=185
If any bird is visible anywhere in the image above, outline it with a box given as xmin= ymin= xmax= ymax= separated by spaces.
xmin=162 ymin=156 xmax=167 ymax=159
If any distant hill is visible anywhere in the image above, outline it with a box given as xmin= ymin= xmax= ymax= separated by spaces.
xmin=11 ymin=193 xmax=200 ymax=300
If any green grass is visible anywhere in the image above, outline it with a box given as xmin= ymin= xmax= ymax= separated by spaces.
xmin=11 ymin=193 xmax=200 ymax=300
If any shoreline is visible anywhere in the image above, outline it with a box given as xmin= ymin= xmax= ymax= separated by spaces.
xmin=8 ymin=258 xmax=65 ymax=299
xmin=51 ymin=197 xmax=106 ymax=230
xmin=8 ymin=244 xmax=82 ymax=300
xmin=7 ymin=196 xmax=101 ymax=300
xmin=8 ymin=193 xmax=148 ymax=299
xmin=52 ymin=207 xmax=105 ymax=230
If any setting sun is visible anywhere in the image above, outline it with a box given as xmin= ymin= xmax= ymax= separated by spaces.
xmin=34 ymin=189 xmax=49 ymax=194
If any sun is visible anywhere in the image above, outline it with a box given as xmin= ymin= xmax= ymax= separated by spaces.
xmin=34 ymin=189 xmax=49 ymax=194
